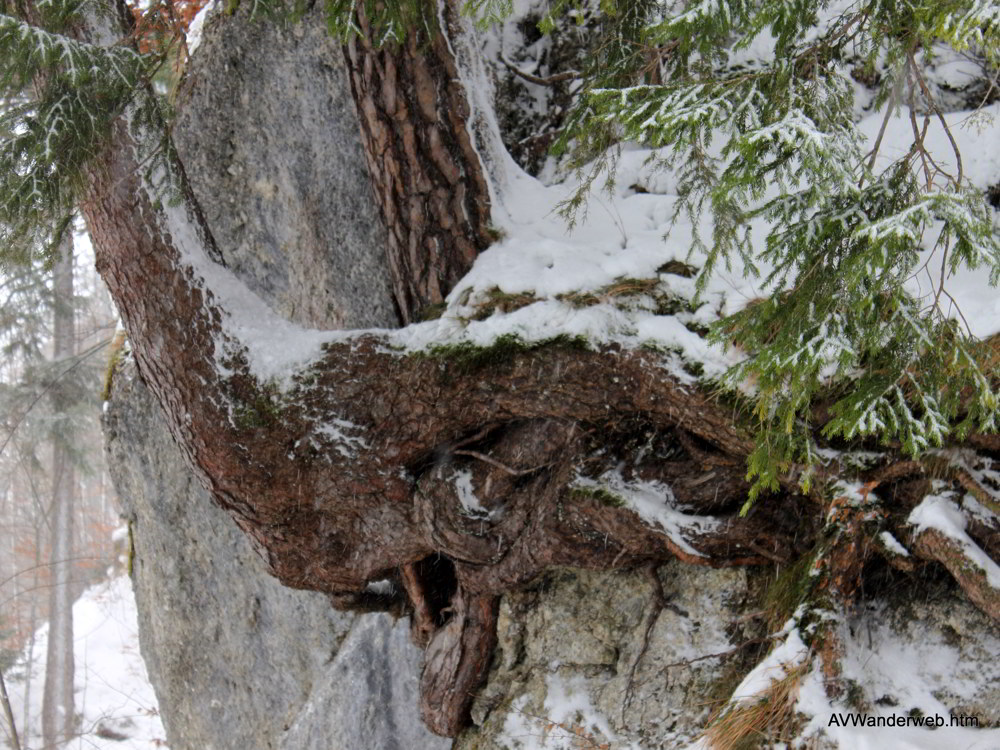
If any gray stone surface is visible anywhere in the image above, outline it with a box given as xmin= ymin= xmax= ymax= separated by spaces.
xmin=457 ymin=563 xmax=754 ymax=750
xmin=174 ymin=6 xmax=397 ymax=331
xmin=278 ymin=614 xmax=438 ymax=750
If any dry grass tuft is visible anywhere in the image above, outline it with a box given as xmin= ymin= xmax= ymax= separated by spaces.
xmin=701 ymin=661 xmax=809 ymax=750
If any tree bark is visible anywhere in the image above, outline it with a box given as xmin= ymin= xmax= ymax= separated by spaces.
xmin=0 ymin=668 xmax=23 ymax=750
xmin=343 ymin=2 xmax=493 ymax=323
xmin=65 ymin=0 xmax=1000 ymax=737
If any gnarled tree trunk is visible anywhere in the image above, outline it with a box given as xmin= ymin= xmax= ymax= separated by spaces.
xmin=68 ymin=0 xmax=1000 ymax=739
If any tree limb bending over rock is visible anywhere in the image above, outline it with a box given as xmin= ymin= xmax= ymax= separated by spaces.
xmin=61 ymin=0 xmax=1000 ymax=737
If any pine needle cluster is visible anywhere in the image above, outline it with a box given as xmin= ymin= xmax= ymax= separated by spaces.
xmin=541 ymin=0 xmax=1000 ymax=503
xmin=0 ymin=0 xmax=150 ymax=265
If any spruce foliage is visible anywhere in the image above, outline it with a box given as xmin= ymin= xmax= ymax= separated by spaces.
xmin=0 ymin=0 xmax=165 ymax=268
xmin=544 ymin=0 xmax=1000 ymax=503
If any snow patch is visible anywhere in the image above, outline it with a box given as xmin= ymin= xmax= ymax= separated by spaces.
xmin=186 ymin=0 xmax=218 ymax=56
xmin=453 ymin=469 xmax=491 ymax=517
xmin=727 ymin=626 xmax=809 ymax=702
xmin=878 ymin=530 xmax=910 ymax=557
xmin=3 ymin=576 xmax=168 ymax=749
xmin=908 ymin=493 xmax=1000 ymax=589
xmin=571 ymin=471 xmax=720 ymax=557
xmin=794 ymin=604 xmax=1000 ymax=749
xmin=311 ymin=418 xmax=370 ymax=459
xmin=499 ymin=674 xmax=647 ymax=749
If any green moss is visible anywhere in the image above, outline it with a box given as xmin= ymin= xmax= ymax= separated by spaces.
xmin=761 ymin=551 xmax=816 ymax=631
xmin=656 ymin=259 xmax=699 ymax=278
xmin=231 ymin=381 xmax=284 ymax=431
xmin=653 ymin=293 xmax=697 ymax=317
xmin=568 ymin=485 xmax=626 ymax=508
xmin=558 ymin=277 xmax=663 ymax=309
xmin=101 ymin=330 xmax=127 ymax=401
xmin=682 ymin=359 xmax=705 ymax=378
xmin=844 ymin=679 xmax=868 ymax=712
xmin=468 ymin=288 xmax=539 ymax=320
xmin=683 ymin=320 xmax=711 ymax=337
xmin=418 ymin=301 xmax=449 ymax=321
xmin=418 ymin=333 xmax=591 ymax=374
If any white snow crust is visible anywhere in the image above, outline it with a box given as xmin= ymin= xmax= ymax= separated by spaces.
xmin=795 ymin=607 xmax=1000 ymax=750
xmin=499 ymin=674 xmax=646 ymax=750
xmin=570 ymin=471 xmax=720 ymax=557
xmin=185 ymin=0 xmax=218 ymax=55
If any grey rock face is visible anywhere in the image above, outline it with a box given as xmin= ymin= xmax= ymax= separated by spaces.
xmin=278 ymin=614 xmax=438 ymax=750
xmin=457 ymin=563 xmax=754 ymax=750
xmin=174 ymin=7 xmax=397 ymax=330
xmin=105 ymin=367 xmax=351 ymax=750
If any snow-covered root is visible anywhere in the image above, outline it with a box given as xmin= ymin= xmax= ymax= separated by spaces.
xmin=828 ymin=461 xmax=1000 ymax=625
xmin=909 ymin=494 xmax=1000 ymax=622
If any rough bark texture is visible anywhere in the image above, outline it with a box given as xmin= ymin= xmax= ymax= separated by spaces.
xmin=75 ymin=0 xmax=1000 ymax=742
xmin=913 ymin=528 xmax=1000 ymax=622
xmin=344 ymin=3 xmax=493 ymax=323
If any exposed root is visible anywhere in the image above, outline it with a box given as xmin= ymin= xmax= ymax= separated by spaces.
xmin=816 ymin=494 xmax=882 ymax=602
xmin=419 ymin=588 xmax=499 ymax=736
xmin=912 ymin=527 xmax=1000 ymax=622
xmin=401 ymin=562 xmax=437 ymax=647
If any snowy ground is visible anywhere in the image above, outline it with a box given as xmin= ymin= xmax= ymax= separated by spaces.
xmin=2 ymin=576 xmax=168 ymax=750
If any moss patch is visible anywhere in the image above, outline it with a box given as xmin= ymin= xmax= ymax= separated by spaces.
xmin=557 ymin=276 xmax=661 ymax=308
xmin=468 ymin=288 xmax=539 ymax=320
xmin=101 ymin=330 xmax=128 ymax=401
xmin=231 ymin=380 xmax=284 ymax=431
xmin=568 ymin=484 xmax=626 ymax=508
xmin=417 ymin=301 xmax=448 ymax=321
xmin=657 ymin=259 xmax=699 ymax=278
xmin=418 ymin=333 xmax=591 ymax=374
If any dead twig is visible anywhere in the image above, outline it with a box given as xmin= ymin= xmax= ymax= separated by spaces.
xmin=499 ymin=55 xmax=581 ymax=86
xmin=453 ymin=449 xmax=550 ymax=476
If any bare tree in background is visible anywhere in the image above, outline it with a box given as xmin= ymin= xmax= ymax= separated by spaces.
xmin=41 ymin=232 xmax=75 ymax=749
